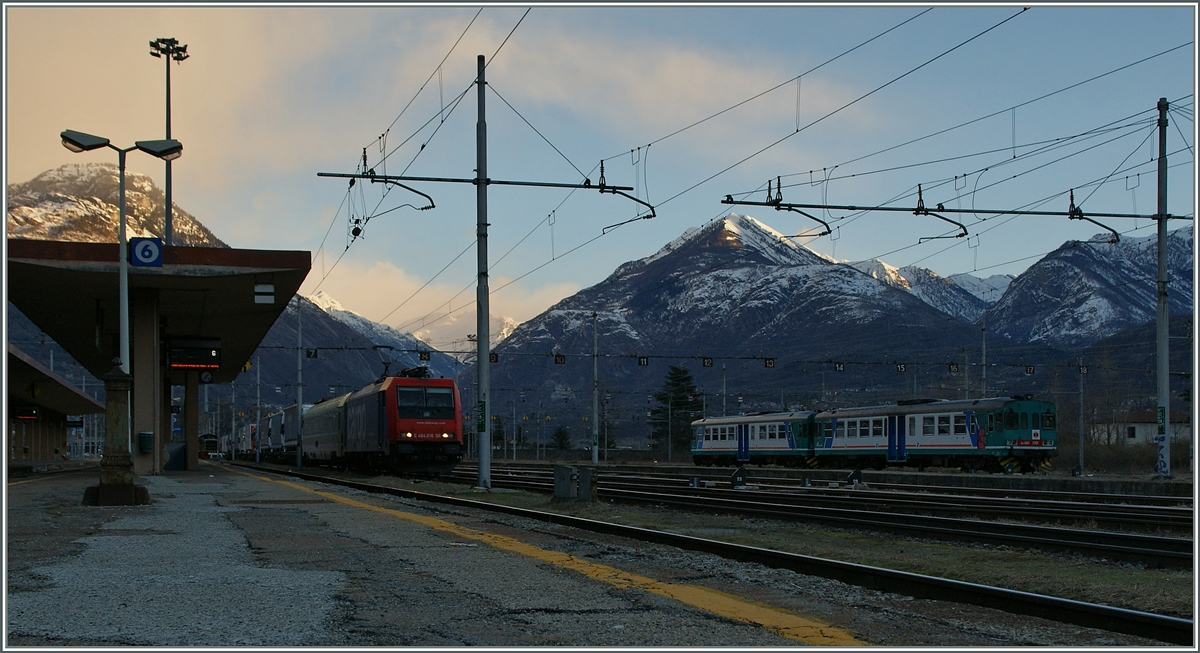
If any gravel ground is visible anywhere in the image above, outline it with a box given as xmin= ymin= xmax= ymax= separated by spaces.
xmin=5 ymin=465 xmax=1177 ymax=647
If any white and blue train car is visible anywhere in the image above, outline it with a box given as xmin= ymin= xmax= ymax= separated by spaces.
xmin=692 ymin=396 xmax=1058 ymax=473
xmin=691 ymin=411 xmax=814 ymax=467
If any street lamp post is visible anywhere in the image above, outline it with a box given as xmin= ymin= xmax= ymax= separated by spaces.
xmin=149 ymin=37 xmax=188 ymax=246
xmin=63 ymin=129 xmax=181 ymax=507
xmin=61 ymin=130 xmax=183 ymax=374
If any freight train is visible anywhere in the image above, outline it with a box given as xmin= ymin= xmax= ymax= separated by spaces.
xmin=256 ymin=370 xmax=464 ymax=474
xmin=691 ymin=395 xmax=1057 ymax=474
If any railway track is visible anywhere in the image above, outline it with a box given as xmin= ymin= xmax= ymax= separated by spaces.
xmin=454 ymin=465 xmax=1193 ymax=569
xmin=231 ymin=461 xmax=1192 ymax=645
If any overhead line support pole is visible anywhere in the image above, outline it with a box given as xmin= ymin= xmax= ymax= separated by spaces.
xmin=318 ymin=55 xmax=658 ymax=491
xmin=1155 ymin=97 xmax=1170 ymax=478
xmin=476 ymin=54 xmax=492 ymax=490
xmin=592 ymin=311 xmax=599 ymax=465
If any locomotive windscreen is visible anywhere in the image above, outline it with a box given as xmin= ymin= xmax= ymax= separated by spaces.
xmin=397 ymin=386 xmax=457 ymax=420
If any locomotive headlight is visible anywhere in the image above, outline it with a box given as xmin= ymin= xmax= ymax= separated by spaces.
xmin=405 ymin=432 xmax=413 ymax=438
xmin=441 ymin=433 xmax=450 ymax=438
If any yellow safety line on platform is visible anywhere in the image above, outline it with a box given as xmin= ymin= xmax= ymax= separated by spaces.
xmin=233 ymin=469 xmax=866 ymax=646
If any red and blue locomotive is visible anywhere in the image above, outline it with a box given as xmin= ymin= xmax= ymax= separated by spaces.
xmin=263 ymin=368 xmax=464 ymax=473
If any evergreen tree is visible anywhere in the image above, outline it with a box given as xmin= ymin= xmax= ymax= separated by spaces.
xmin=551 ymin=424 xmax=573 ymax=450
xmin=649 ymin=366 xmax=704 ymax=460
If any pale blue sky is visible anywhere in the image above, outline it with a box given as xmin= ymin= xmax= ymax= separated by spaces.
xmin=5 ymin=4 xmax=1196 ymax=348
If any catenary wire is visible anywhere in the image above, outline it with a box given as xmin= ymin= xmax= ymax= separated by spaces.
xmin=488 ymin=83 xmax=588 ymax=179
xmin=600 ymin=8 xmax=935 ymax=162
xmin=304 ymin=9 xmax=531 ymax=349
xmin=652 ymin=8 xmax=1030 ymax=211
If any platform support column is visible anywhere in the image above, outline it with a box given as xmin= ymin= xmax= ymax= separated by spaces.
xmin=83 ymin=364 xmax=149 ymax=505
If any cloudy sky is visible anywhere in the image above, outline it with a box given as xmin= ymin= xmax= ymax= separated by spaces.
xmin=5 ymin=4 xmax=1196 ymax=349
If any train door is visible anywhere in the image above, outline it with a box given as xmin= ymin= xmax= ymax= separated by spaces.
xmin=886 ymin=415 xmax=907 ymax=462
xmin=736 ymin=423 xmax=750 ymax=462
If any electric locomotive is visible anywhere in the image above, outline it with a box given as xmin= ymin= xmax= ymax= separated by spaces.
xmin=692 ymin=395 xmax=1057 ymax=473
xmin=304 ymin=370 xmax=464 ymax=473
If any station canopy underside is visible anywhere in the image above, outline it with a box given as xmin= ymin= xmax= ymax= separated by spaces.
xmin=7 ymin=239 xmax=311 ymax=386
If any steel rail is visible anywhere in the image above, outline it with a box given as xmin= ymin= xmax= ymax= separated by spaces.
xmin=614 ymin=480 xmax=1193 ymax=530
xmin=233 ymin=462 xmax=1192 ymax=645
xmin=474 ymin=465 xmax=1192 ymax=532
xmin=599 ymin=487 xmax=1192 ymax=568
xmin=450 ymin=469 xmax=1191 ymax=567
xmin=490 ymin=462 xmax=1194 ymax=507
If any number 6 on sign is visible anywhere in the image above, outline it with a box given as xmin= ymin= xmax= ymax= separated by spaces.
xmin=130 ymin=237 xmax=163 ymax=267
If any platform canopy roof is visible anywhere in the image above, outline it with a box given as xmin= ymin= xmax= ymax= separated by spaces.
xmin=7 ymin=343 xmax=105 ymax=416
xmin=7 ymin=239 xmax=311 ymax=385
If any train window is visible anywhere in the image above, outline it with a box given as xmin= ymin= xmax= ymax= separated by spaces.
xmin=953 ymin=415 xmax=967 ymax=435
xmin=1004 ymin=410 xmax=1018 ymax=430
xmin=427 ymin=387 xmax=455 ymax=408
xmin=846 ymin=421 xmax=857 ymax=437
xmin=1043 ymin=412 xmax=1056 ymax=429
xmin=937 ymin=415 xmax=950 ymax=435
xmin=1020 ymin=412 xmax=1029 ymax=430
xmin=825 ymin=422 xmax=833 ymax=438
xmin=988 ymin=413 xmax=995 ymax=432
xmin=397 ymin=386 xmax=457 ymax=419
xmin=923 ymin=416 xmax=935 ymax=436
xmin=908 ymin=416 xmax=916 ymax=437
xmin=1031 ymin=412 xmax=1041 ymax=429
xmin=768 ymin=424 xmax=777 ymax=439
xmin=872 ymin=419 xmax=884 ymax=437
xmin=835 ymin=421 xmax=845 ymax=438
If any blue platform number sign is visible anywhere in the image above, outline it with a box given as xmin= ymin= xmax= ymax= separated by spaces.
xmin=130 ymin=237 xmax=163 ymax=267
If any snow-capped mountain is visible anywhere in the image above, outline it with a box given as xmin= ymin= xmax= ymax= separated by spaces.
xmin=948 ymin=272 xmax=1015 ymax=304
xmin=307 ymin=290 xmax=459 ymax=379
xmin=851 ymin=259 xmax=990 ymax=322
xmin=982 ymin=226 xmax=1193 ymax=349
xmin=7 ymin=163 xmax=226 ymax=247
xmin=491 ymin=213 xmax=1002 ymax=418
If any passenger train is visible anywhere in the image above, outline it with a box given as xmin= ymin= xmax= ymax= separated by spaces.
xmin=256 ymin=370 xmax=464 ymax=473
xmin=692 ymin=396 xmax=1057 ymax=474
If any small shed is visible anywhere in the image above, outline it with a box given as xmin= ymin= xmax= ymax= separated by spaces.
xmin=1092 ymin=410 xmax=1192 ymax=445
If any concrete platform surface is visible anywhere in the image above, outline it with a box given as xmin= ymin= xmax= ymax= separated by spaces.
xmin=6 ymin=464 xmax=838 ymax=647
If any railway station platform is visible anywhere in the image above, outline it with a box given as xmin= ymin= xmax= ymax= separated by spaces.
xmin=5 ymin=464 xmax=858 ymax=647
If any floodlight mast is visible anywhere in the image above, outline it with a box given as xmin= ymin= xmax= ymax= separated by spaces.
xmin=149 ymin=37 xmax=188 ymax=246
xmin=318 ymin=56 xmax=656 ymax=489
